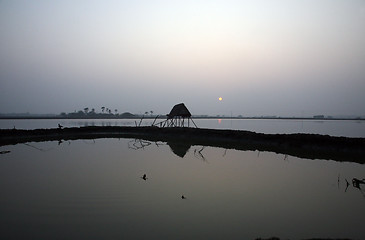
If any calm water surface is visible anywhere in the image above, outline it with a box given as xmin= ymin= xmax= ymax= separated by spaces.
xmin=1 ymin=118 xmax=365 ymax=137
xmin=0 ymin=138 xmax=364 ymax=240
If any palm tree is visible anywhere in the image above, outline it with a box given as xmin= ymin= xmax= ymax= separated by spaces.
xmin=115 ymin=109 xmax=118 ymax=115
xmin=84 ymin=107 xmax=89 ymax=114
xmin=101 ymin=107 xmax=105 ymax=113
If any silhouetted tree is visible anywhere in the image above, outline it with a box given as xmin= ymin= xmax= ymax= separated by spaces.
xmin=84 ymin=107 xmax=89 ymax=114
xmin=101 ymin=107 xmax=105 ymax=113
xmin=115 ymin=109 xmax=118 ymax=115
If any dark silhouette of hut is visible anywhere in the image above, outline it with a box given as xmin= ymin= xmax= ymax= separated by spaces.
xmin=165 ymin=103 xmax=197 ymax=128
xmin=167 ymin=141 xmax=192 ymax=158
xmin=152 ymin=103 xmax=197 ymax=128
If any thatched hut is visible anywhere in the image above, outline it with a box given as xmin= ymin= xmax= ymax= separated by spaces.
xmin=167 ymin=103 xmax=191 ymax=118
xmin=161 ymin=103 xmax=197 ymax=128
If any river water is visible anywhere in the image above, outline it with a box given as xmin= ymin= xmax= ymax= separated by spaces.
xmin=1 ymin=119 xmax=365 ymax=239
xmin=1 ymin=138 xmax=364 ymax=240
xmin=1 ymin=118 xmax=364 ymax=137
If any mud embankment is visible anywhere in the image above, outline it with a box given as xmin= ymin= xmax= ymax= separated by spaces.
xmin=1 ymin=126 xmax=364 ymax=163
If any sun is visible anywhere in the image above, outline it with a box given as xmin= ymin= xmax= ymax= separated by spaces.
xmin=218 ymin=97 xmax=223 ymax=101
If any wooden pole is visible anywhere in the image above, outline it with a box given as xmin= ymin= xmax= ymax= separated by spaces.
xmin=152 ymin=115 xmax=159 ymax=126
xmin=190 ymin=117 xmax=198 ymax=128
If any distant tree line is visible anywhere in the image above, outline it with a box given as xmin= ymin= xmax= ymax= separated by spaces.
xmin=59 ymin=106 xmax=136 ymax=119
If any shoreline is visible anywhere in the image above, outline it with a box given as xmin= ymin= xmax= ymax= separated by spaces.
xmin=0 ymin=116 xmax=364 ymax=121
xmin=1 ymin=126 xmax=365 ymax=163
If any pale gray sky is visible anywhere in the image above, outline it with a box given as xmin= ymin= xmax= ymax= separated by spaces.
xmin=1 ymin=0 xmax=364 ymax=116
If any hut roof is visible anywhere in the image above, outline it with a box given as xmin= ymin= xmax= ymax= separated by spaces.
xmin=167 ymin=103 xmax=192 ymax=118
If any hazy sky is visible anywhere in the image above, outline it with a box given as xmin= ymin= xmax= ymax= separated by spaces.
xmin=1 ymin=0 xmax=364 ymax=116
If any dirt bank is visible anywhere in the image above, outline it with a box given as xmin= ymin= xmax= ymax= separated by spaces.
xmin=1 ymin=126 xmax=364 ymax=163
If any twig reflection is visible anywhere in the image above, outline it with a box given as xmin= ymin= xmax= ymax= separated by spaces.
xmin=352 ymin=178 xmax=365 ymax=190
xmin=154 ymin=141 xmax=165 ymax=147
xmin=194 ymin=146 xmax=207 ymax=162
xmin=337 ymin=174 xmax=340 ymax=189
xmin=58 ymin=139 xmax=71 ymax=145
xmin=345 ymin=178 xmax=350 ymax=192
xmin=128 ymin=139 xmax=151 ymax=150
xmin=340 ymin=175 xmax=365 ymax=198
xmin=0 ymin=150 xmax=11 ymax=155
xmin=222 ymin=149 xmax=227 ymax=157
xmin=23 ymin=143 xmax=52 ymax=152
xmin=83 ymin=139 xmax=96 ymax=145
